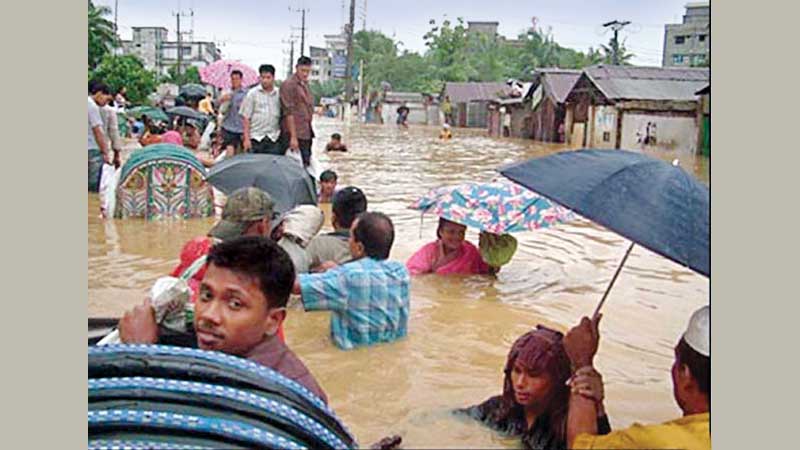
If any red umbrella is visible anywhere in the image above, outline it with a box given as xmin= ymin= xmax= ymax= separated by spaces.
xmin=199 ymin=60 xmax=259 ymax=90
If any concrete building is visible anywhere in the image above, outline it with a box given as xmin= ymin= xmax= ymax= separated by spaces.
xmin=563 ymin=65 xmax=710 ymax=154
xmin=120 ymin=26 xmax=222 ymax=77
xmin=467 ymin=21 xmax=499 ymax=37
xmin=662 ymin=2 xmax=710 ymax=67
xmin=324 ymin=32 xmax=348 ymax=79
xmin=309 ymin=46 xmax=331 ymax=83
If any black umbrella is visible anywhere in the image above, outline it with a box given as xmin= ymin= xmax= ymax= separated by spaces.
xmin=207 ymin=154 xmax=318 ymax=214
xmin=166 ymin=106 xmax=207 ymax=121
xmin=179 ymin=83 xmax=207 ymax=99
xmin=500 ymin=149 xmax=709 ymax=315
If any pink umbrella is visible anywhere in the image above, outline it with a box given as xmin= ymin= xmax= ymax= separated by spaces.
xmin=199 ymin=60 xmax=259 ymax=90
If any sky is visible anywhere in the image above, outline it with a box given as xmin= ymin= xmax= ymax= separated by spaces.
xmin=95 ymin=0 xmax=700 ymax=79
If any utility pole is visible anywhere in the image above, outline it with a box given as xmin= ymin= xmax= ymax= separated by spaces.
xmin=602 ymin=20 xmax=630 ymax=65
xmin=361 ymin=0 xmax=367 ymax=31
xmin=345 ymin=0 xmax=356 ymax=103
xmin=173 ymin=10 xmax=193 ymax=79
xmin=290 ymin=7 xmax=309 ymax=57
xmin=358 ymin=59 xmax=364 ymax=121
xmin=290 ymin=40 xmax=295 ymax=75
xmin=114 ymin=0 xmax=119 ymax=35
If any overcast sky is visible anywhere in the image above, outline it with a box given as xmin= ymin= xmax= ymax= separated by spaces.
xmin=95 ymin=0 xmax=699 ymax=79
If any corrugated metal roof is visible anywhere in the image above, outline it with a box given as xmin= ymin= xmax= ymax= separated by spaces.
xmin=540 ymin=71 xmax=582 ymax=104
xmin=444 ymin=82 xmax=512 ymax=103
xmin=384 ymin=91 xmax=425 ymax=103
xmin=695 ymin=84 xmax=710 ymax=95
xmin=585 ymin=65 xmax=710 ymax=101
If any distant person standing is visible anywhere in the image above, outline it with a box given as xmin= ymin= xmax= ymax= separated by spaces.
xmin=218 ymin=70 xmax=248 ymax=156
xmin=114 ymin=87 xmax=129 ymax=110
xmin=240 ymin=64 xmax=282 ymax=155
xmin=99 ymin=99 xmax=123 ymax=167
xmin=280 ymin=56 xmax=315 ymax=167
xmin=441 ymin=95 xmax=453 ymax=125
xmin=88 ymin=80 xmax=111 ymax=192
xmin=199 ymin=92 xmax=216 ymax=116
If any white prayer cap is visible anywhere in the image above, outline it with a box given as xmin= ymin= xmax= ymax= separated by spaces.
xmin=682 ymin=305 xmax=710 ymax=357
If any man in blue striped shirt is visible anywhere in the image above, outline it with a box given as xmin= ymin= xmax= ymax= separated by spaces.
xmin=292 ymin=212 xmax=410 ymax=350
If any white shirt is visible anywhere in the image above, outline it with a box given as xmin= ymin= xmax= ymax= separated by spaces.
xmin=239 ymin=85 xmax=281 ymax=142
xmin=88 ymin=96 xmax=104 ymax=150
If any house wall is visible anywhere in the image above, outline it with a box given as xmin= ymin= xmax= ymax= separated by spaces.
xmin=467 ymin=102 xmax=489 ymax=128
xmin=590 ymin=105 xmax=619 ymax=149
xmin=510 ymin=107 xmax=530 ymax=138
xmin=620 ymin=113 xmax=699 ymax=153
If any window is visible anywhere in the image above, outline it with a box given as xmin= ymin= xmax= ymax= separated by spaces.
xmin=698 ymin=34 xmax=707 ymax=42
xmin=675 ymin=35 xmax=686 ymax=45
xmin=603 ymin=131 xmax=611 ymax=142
xmin=181 ymin=46 xmax=192 ymax=56
xmin=673 ymin=54 xmax=685 ymax=64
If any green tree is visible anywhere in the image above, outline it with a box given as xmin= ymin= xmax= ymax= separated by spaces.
xmin=601 ymin=37 xmax=635 ymax=65
xmin=88 ymin=0 xmax=117 ymax=70
xmin=423 ymin=17 xmax=471 ymax=82
xmin=310 ymin=79 xmax=344 ymax=104
xmin=91 ymin=55 xmax=157 ymax=104
xmin=166 ymin=65 xmax=202 ymax=85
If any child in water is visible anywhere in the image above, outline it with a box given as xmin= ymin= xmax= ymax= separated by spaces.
xmin=325 ymin=133 xmax=348 ymax=152
xmin=439 ymin=123 xmax=452 ymax=140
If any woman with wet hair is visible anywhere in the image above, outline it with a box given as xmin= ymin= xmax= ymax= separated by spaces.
xmin=455 ymin=326 xmax=611 ymax=450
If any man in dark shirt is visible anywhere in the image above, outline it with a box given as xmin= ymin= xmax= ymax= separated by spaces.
xmin=118 ymin=236 xmax=328 ymax=403
xmin=280 ymin=56 xmax=315 ymax=167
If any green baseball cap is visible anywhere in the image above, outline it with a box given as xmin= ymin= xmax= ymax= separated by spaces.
xmin=208 ymin=187 xmax=276 ymax=241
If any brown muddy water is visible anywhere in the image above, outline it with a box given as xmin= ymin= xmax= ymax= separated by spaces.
xmin=89 ymin=117 xmax=709 ymax=448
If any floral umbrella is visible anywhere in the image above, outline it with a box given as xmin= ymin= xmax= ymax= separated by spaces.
xmin=409 ymin=180 xmax=574 ymax=234
xmin=199 ymin=60 xmax=260 ymax=90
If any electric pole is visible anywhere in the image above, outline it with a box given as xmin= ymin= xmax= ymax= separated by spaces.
xmin=290 ymin=7 xmax=309 ymax=57
xmin=173 ymin=10 xmax=193 ymax=79
xmin=602 ymin=20 xmax=630 ymax=65
xmin=114 ymin=0 xmax=119 ymax=35
xmin=361 ymin=0 xmax=367 ymax=31
xmin=345 ymin=0 xmax=356 ymax=103
xmin=290 ymin=40 xmax=295 ymax=75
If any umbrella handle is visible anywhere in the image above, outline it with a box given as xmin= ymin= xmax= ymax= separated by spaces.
xmin=593 ymin=242 xmax=635 ymax=319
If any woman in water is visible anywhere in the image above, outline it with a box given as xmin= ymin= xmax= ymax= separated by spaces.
xmin=455 ymin=326 xmax=611 ymax=450
xmin=406 ymin=218 xmax=499 ymax=275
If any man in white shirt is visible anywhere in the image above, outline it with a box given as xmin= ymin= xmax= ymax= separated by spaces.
xmin=240 ymin=64 xmax=282 ymax=155
xmin=88 ymin=80 xmax=111 ymax=192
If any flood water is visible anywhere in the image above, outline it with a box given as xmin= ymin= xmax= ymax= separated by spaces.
xmin=88 ymin=117 xmax=710 ymax=448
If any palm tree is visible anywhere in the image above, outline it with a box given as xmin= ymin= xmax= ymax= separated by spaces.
xmin=601 ymin=37 xmax=634 ymax=65
xmin=88 ymin=1 xmax=117 ymax=70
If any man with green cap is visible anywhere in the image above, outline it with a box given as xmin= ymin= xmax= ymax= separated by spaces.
xmin=563 ymin=305 xmax=710 ymax=450
xmin=169 ymin=186 xmax=287 ymax=341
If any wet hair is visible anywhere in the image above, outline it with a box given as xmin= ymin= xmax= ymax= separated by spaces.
xmin=89 ymin=80 xmax=110 ymax=95
xmin=259 ymin=64 xmax=276 ymax=76
xmin=492 ymin=326 xmax=571 ymax=441
xmin=206 ymin=236 xmax=295 ymax=309
xmin=331 ymin=133 xmax=342 ymax=140
xmin=296 ymin=56 xmax=312 ymax=66
xmin=436 ymin=217 xmax=466 ymax=240
xmin=320 ymin=170 xmax=338 ymax=182
xmin=353 ymin=212 xmax=394 ymax=260
xmin=332 ymin=186 xmax=367 ymax=229
xmin=676 ymin=338 xmax=711 ymax=398
xmin=231 ymin=69 xmax=243 ymax=78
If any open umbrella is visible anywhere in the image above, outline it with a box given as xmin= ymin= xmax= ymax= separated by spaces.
xmin=126 ymin=105 xmax=168 ymax=122
xmin=500 ymin=149 xmax=709 ymax=315
xmin=199 ymin=59 xmax=259 ymax=90
xmin=409 ymin=180 xmax=574 ymax=234
xmin=207 ymin=154 xmax=318 ymax=214
xmin=179 ymin=83 xmax=207 ymax=99
xmin=166 ymin=106 xmax=208 ymax=123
